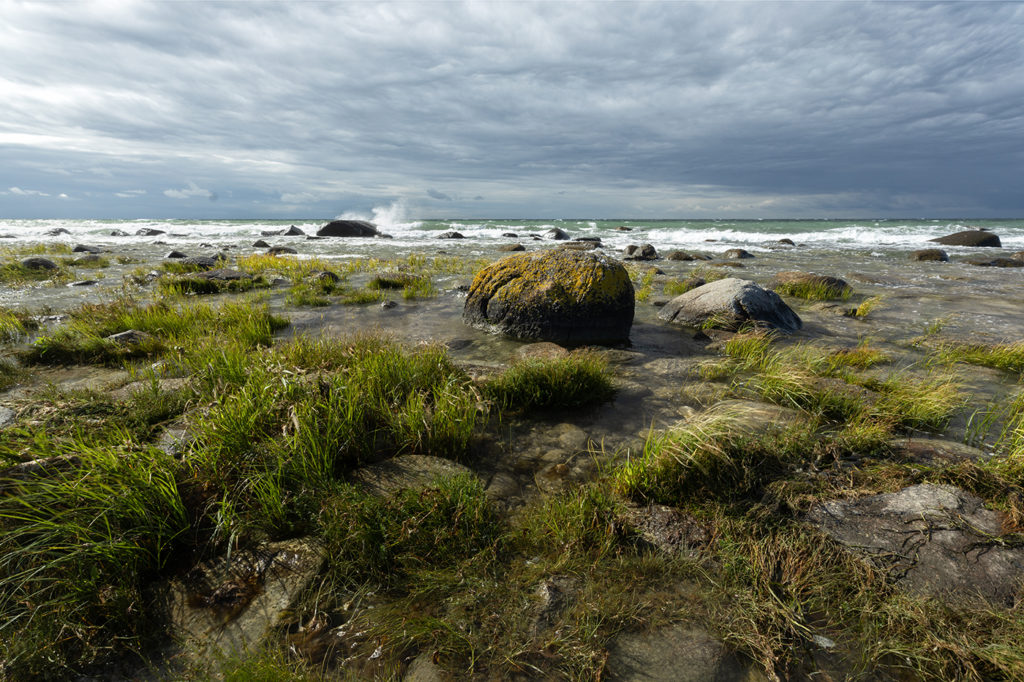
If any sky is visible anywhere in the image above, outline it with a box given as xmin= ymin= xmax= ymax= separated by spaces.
xmin=1 ymin=1 xmax=1022 ymax=220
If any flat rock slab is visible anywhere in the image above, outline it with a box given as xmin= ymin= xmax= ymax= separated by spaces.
xmin=616 ymin=503 xmax=711 ymax=556
xmin=350 ymin=455 xmax=475 ymax=496
xmin=605 ymin=625 xmax=766 ymax=681
xmin=889 ymin=438 xmax=991 ymax=465
xmin=167 ymin=538 xmax=324 ymax=661
xmin=807 ymin=484 xmax=1024 ymax=605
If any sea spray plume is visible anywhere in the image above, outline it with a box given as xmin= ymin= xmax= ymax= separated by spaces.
xmin=335 ymin=200 xmax=421 ymax=232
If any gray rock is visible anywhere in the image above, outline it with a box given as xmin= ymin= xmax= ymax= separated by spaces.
xmin=19 ymin=256 xmax=58 ymax=270
xmin=350 ymin=455 xmax=475 ymax=496
xmin=722 ymin=248 xmax=754 ymax=259
xmin=106 ymin=329 xmax=155 ymax=345
xmin=501 ymin=232 xmax=518 ymax=238
xmin=967 ymin=257 xmax=1024 ymax=268
xmin=45 ymin=227 xmax=71 ymax=236
xmin=930 ymin=230 xmax=1001 ymax=248
xmin=544 ymin=227 xmax=571 ymax=240
xmin=267 ymin=246 xmax=297 ymax=256
xmin=616 ymin=503 xmax=711 ymax=557
xmin=165 ymin=250 xmax=187 ymax=259
xmin=499 ymin=243 xmax=526 ymax=252
xmin=658 ymin=278 xmax=802 ymax=333
xmin=807 ymin=484 xmax=1024 ymax=605
xmin=514 ymin=341 xmax=569 ymax=360
xmin=180 ymin=255 xmax=218 ymax=270
xmin=529 ymin=575 xmax=578 ymax=638
xmin=72 ymin=254 xmax=103 ymax=265
xmin=72 ymin=244 xmax=102 ymax=254
xmin=909 ymin=248 xmax=949 ymax=262
xmin=889 ymin=438 xmax=990 ymax=465
xmin=605 ymin=625 xmax=764 ymax=682
xmin=311 ymin=270 xmax=340 ymax=284
xmin=316 ymin=219 xmax=379 ymax=237
xmin=252 ymin=239 xmax=270 ymax=248
xmin=196 ymin=268 xmax=252 ymax=281
xmin=623 ymin=244 xmax=658 ymax=260
xmin=666 ymin=250 xmax=698 ymax=261
xmin=282 ymin=225 xmax=305 ymax=236
xmin=136 ymin=227 xmax=166 ymax=236
xmin=68 ymin=279 xmax=98 ymax=287
xmin=0 ymin=406 xmax=16 ymax=429
xmin=777 ymin=238 xmax=796 ymax=246
xmin=167 ymin=538 xmax=324 ymax=662
xmin=109 ymin=229 xmax=130 ymax=236
xmin=437 ymin=231 xmax=464 ymax=239
xmin=404 ymin=653 xmax=445 ymax=682
xmin=463 ymin=249 xmax=635 ymax=345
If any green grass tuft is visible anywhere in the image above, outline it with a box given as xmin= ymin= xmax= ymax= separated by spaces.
xmin=484 ymin=351 xmax=615 ymax=412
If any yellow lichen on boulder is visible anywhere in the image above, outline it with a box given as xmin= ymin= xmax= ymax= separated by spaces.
xmin=463 ymin=249 xmax=634 ymax=345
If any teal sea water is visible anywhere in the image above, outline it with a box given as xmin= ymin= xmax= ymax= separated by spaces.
xmin=2 ymin=217 xmax=1024 ymax=255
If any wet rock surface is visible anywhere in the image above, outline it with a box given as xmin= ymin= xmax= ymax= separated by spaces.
xmin=807 ymin=484 xmax=1024 ymax=605
xmin=930 ymin=230 xmax=1001 ymax=247
xmin=605 ymin=624 xmax=766 ymax=682
xmin=316 ymin=219 xmax=380 ymax=237
xmin=658 ymin=278 xmax=802 ymax=333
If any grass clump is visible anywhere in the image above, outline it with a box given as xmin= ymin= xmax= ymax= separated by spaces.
xmin=320 ymin=474 xmax=501 ymax=588
xmin=0 ymin=308 xmax=37 ymax=343
xmin=774 ymin=279 xmax=852 ymax=301
xmin=851 ymin=294 xmax=884 ymax=318
xmin=158 ymin=274 xmax=263 ymax=296
xmin=22 ymin=297 xmax=288 ymax=366
xmin=484 ymin=351 xmax=615 ymax=412
xmin=0 ymin=260 xmax=71 ymax=286
xmin=932 ymin=340 xmax=1024 ymax=376
xmin=0 ymin=445 xmax=190 ymax=678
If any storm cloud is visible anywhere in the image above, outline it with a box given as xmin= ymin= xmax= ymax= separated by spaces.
xmin=1 ymin=2 xmax=1021 ymax=218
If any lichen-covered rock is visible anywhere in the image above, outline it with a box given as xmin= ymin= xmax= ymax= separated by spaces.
xmin=658 ymin=278 xmax=802 ymax=332
xmin=316 ymin=219 xmax=379 ymax=237
xmin=929 ymin=230 xmax=1001 ymax=247
xmin=463 ymin=249 xmax=634 ymax=345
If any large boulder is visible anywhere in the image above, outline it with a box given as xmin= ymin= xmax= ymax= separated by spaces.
xmin=909 ymin=248 xmax=949 ymax=262
xmin=463 ymin=249 xmax=634 ymax=345
xmin=658 ymin=278 xmax=802 ymax=332
xmin=316 ymin=219 xmax=379 ymax=237
xmin=929 ymin=230 xmax=1001 ymax=248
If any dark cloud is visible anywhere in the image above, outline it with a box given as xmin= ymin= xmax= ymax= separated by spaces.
xmin=1 ymin=2 xmax=1022 ymax=218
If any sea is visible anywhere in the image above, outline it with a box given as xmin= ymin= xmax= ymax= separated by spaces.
xmin=3 ymin=216 xmax=1024 ymax=258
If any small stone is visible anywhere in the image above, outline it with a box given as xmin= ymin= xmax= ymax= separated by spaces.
xmin=252 ymin=239 xmax=270 ymax=248
xmin=72 ymin=244 xmax=102 ymax=253
xmin=136 ymin=227 xmax=166 ymax=236
xmin=267 ymin=246 xmax=298 ymax=256
xmin=68 ymin=279 xmax=98 ymax=287
xmin=722 ymin=248 xmax=754 ymax=259
xmin=165 ymin=250 xmax=188 ymax=259
xmin=437 ymin=231 xmax=464 ymax=239
xmin=106 ymin=329 xmax=155 ymax=345
xmin=19 ymin=257 xmax=58 ymax=270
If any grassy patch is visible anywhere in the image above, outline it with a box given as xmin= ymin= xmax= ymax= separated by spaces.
xmin=22 ymin=297 xmax=289 ymax=366
xmin=0 ymin=261 xmax=72 ymax=286
xmin=157 ymin=274 xmax=265 ymax=296
xmin=932 ymin=340 xmax=1024 ymax=376
xmin=483 ymin=351 xmax=616 ymax=412
xmin=774 ymin=279 xmax=852 ymax=301
xmin=0 ymin=445 xmax=190 ymax=678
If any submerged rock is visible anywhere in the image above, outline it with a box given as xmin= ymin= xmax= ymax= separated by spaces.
xmin=807 ymin=484 xmax=1024 ymax=605
xmin=350 ymin=455 xmax=475 ymax=497
xmin=658 ymin=278 xmax=802 ymax=333
xmin=72 ymin=244 xmax=102 ymax=254
xmin=180 ymin=255 xmax=218 ymax=270
xmin=267 ymin=246 xmax=297 ymax=256
xmin=909 ymin=248 xmax=949 ymax=262
xmin=316 ymin=219 xmax=379 ymax=237
xmin=196 ymin=268 xmax=252 ymax=281
xmin=967 ymin=257 xmax=1024 ymax=268
xmin=722 ymin=248 xmax=754 ymax=259
xmin=605 ymin=625 xmax=765 ymax=682
xmin=499 ymin=243 xmax=526 ymax=252
xmin=19 ymin=257 xmax=58 ymax=270
xmin=437 ymin=231 xmax=464 ymax=239
xmin=930 ymin=230 xmax=1001 ymax=248
xmin=167 ymin=538 xmax=324 ymax=663
xmin=463 ymin=248 xmax=634 ymax=345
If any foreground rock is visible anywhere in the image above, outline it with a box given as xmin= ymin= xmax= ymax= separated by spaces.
xmin=316 ymin=219 xmax=379 ymax=237
xmin=463 ymin=249 xmax=635 ymax=345
xmin=605 ymin=624 xmax=765 ymax=681
xmin=19 ymin=257 xmax=58 ymax=270
xmin=658 ymin=278 xmax=802 ymax=333
xmin=166 ymin=538 xmax=324 ymax=662
xmin=807 ymin=484 xmax=1024 ymax=605
xmin=929 ymin=230 xmax=1001 ymax=248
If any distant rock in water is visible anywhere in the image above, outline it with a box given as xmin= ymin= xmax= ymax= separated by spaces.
xmin=72 ymin=244 xmax=102 ymax=253
xmin=722 ymin=248 xmax=754 ymax=259
xmin=109 ymin=229 xmax=129 ymax=237
xmin=267 ymin=246 xmax=297 ymax=256
xmin=282 ymin=225 xmax=305 ymax=236
xmin=45 ymin=227 xmax=71 ymax=236
xmin=19 ymin=257 xmax=58 ymax=270
xmin=165 ymin=250 xmax=187 ymax=259
xmin=623 ymin=244 xmax=658 ymax=261
xmin=180 ymin=256 xmax=218 ymax=270
xmin=252 ymin=239 xmax=270 ymax=248
xmin=499 ymin=243 xmax=526 ymax=252
xmin=463 ymin=249 xmax=634 ymax=345
xmin=930 ymin=230 xmax=1001 ymax=248
xmin=910 ymin=248 xmax=949 ymax=262
xmin=967 ymin=257 xmax=1024 ymax=268
xmin=777 ymin=238 xmax=796 ymax=246
xmin=316 ymin=220 xmax=379 ymax=237
xmin=437 ymin=231 xmax=464 ymax=239
xmin=136 ymin=227 xmax=166 ymax=237
xmin=658 ymin=277 xmax=802 ymax=333
xmin=544 ymin=227 xmax=571 ymax=240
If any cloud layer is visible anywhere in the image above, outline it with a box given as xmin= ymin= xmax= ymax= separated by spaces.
xmin=2 ymin=2 xmax=1022 ymax=218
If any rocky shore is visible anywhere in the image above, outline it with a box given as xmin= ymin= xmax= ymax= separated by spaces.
xmin=2 ymin=222 xmax=1024 ymax=681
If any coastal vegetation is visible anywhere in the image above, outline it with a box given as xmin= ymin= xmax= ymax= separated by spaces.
xmin=2 ymin=231 xmax=1024 ymax=681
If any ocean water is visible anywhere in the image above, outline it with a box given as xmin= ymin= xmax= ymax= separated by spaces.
xmin=2 ymin=217 xmax=1024 ymax=256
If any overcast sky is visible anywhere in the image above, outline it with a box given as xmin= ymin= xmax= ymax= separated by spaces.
xmin=2 ymin=1 xmax=1022 ymax=219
